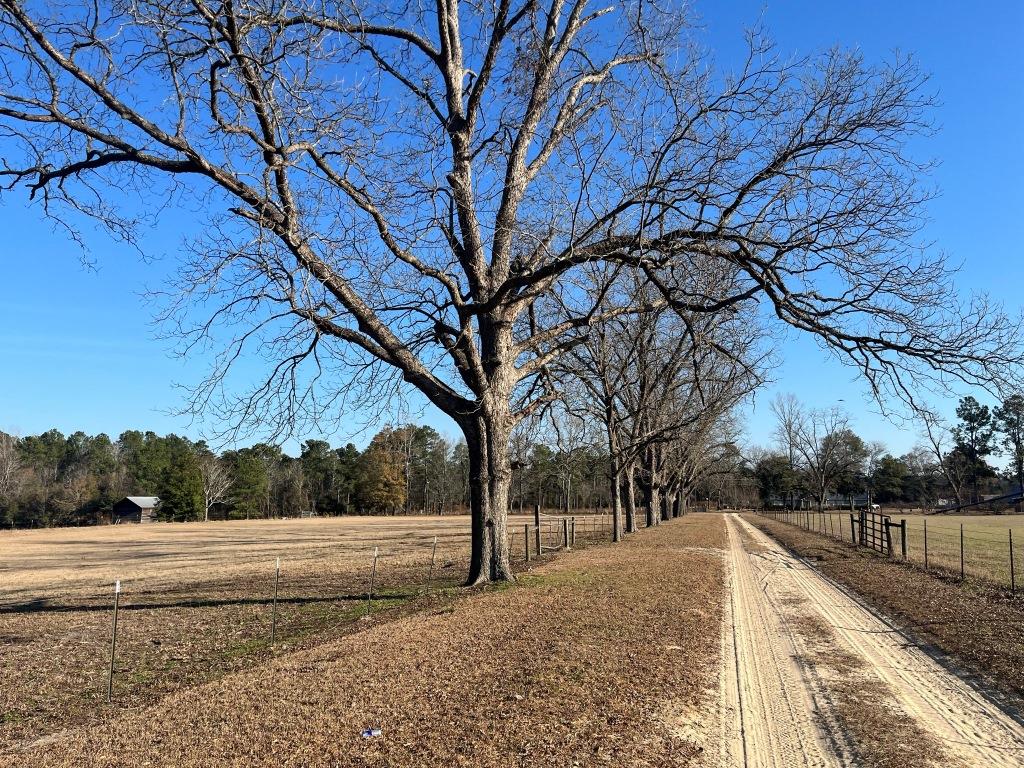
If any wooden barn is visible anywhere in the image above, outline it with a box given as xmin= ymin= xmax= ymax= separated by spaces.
xmin=112 ymin=496 xmax=161 ymax=524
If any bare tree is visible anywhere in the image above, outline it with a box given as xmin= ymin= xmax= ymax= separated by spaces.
xmin=919 ymin=410 xmax=968 ymax=506
xmin=2 ymin=1 xmax=1021 ymax=581
xmin=786 ymin=406 xmax=866 ymax=512
xmin=199 ymin=453 xmax=233 ymax=522
xmin=771 ymin=394 xmax=805 ymax=509
xmin=0 ymin=431 xmax=21 ymax=502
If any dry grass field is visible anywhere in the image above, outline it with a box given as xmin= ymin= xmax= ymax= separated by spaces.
xmin=0 ymin=514 xmax=611 ymax=753
xmin=1 ymin=516 xmax=472 ymax=601
xmin=8 ymin=515 xmax=726 ymax=768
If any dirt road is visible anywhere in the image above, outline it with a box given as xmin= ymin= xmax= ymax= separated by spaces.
xmin=715 ymin=514 xmax=1024 ymax=768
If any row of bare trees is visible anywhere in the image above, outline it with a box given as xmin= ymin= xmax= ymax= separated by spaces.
xmin=2 ymin=1 xmax=1022 ymax=581
xmin=759 ymin=393 xmax=1024 ymax=511
xmin=555 ymin=278 xmax=762 ymax=539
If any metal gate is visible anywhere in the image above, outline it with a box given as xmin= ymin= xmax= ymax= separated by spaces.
xmin=854 ymin=509 xmax=892 ymax=555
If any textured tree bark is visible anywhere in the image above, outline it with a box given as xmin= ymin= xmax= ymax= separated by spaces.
xmin=463 ymin=412 xmax=514 ymax=585
xmin=608 ymin=454 xmax=623 ymax=542
xmin=623 ymin=464 xmax=638 ymax=534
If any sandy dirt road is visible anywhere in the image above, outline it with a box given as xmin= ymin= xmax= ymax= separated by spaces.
xmin=714 ymin=513 xmax=1024 ymax=768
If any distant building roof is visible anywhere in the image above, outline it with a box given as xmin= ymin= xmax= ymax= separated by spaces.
xmin=122 ymin=496 xmax=160 ymax=508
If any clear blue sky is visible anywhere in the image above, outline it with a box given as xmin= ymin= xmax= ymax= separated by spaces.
xmin=1 ymin=1 xmax=1021 ymax=455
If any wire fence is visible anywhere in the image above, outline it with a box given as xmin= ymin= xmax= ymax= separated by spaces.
xmin=755 ymin=509 xmax=1021 ymax=594
xmin=0 ymin=512 xmax=618 ymax=749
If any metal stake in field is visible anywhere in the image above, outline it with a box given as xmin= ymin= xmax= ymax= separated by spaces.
xmin=107 ymin=579 xmax=121 ymax=704
xmin=924 ymin=519 xmax=929 ymax=571
xmin=367 ymin=546 xmax=379 ymax=615
xmin=426 ymin=536 xmax=438 ymax=593
xmin=1010 ymin=529 xmax=1016 ymax=596
xmin=960 ymin=524 xmax=965 ymax=580
xmin=271 ymin=557 xmax=280 ymax=645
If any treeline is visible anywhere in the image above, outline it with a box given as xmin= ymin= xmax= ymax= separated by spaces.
xmin=0 ymin=425 xmax=626 ymax=528
xmin=750 ymin=394 xmax=1024 ymax=510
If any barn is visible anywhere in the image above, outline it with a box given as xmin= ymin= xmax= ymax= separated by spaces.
xmin=112 ymin=496 xmax=161 ymax=524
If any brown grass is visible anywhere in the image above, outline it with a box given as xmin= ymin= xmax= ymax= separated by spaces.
xmin=7 ymin=515 xmax=726 ymax=768
xmin=0 ymin=514 xmax=612 ymax=752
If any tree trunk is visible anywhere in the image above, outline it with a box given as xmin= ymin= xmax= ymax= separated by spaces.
xmin=462 ymin=411 xmax=514 ymax=585
xmin=624 ymin=464 xmax=638 ymax=533
xmin=608 ymin=454 xmax=622 ymax=543
xmin=647 ymin=485 xmax=660 ymax=528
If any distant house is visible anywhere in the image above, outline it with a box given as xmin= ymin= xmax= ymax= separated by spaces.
xmin=113 ymin=496 xmax=161 ymax=524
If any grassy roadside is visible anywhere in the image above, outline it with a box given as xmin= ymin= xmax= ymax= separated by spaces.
xmin=11 ymin=516 xmax=726 ymax=768
xmin=745 ymin=513 xmax=1024 ymax=701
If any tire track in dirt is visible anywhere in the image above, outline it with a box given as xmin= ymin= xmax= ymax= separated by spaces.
xmin=718 ymin=516 xmax=836 ymax=767
xmin=726 ymin=514 xmax=1024 ymax=768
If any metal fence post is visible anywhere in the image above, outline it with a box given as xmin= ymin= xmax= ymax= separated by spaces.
xmin=106 ymin=580 xmax=121 ymax=704
xmin=960 ymin=524 xmax=965 ymax=580
xmin=367 ymin=546 xmax=378 ymax=615
xmin=271 ymin=557 xmax=281 ymax=644
xmin=1010 ymin=529 xmax=1015 ymax=595
xmin=924 ymin=518 xmax=929 ymax=571
xmin=426 ymin=536 xmax=438 ymax=592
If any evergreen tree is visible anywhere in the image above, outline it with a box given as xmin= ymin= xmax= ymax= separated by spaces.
xmin=953 ymin=396 xmax=996 ymax=503
xmin=994 ymin=394 xmax=1024 ymax=495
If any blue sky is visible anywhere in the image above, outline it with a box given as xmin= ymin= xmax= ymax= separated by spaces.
xmin=1 ymin=0 xmax=1022 ymax=455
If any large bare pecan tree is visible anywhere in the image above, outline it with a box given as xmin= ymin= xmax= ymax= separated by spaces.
xmin=1 ymin=0 xmax=1019 ymax=582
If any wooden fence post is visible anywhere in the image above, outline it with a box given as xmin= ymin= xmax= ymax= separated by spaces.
xmin=563 ymin=518 xmax=570 ymax=550
xmin=900 ymin=520 xmax=907 ymax=560
xmin=534 ymin=505 xmax=542 ymax=554
xmin=849 ymin=514 xmax=856 ymax=546
xmin=524 ymin=524 xmax=531 ymax=562
xmin=106 ymin=580 xmax=121 ymax=704
xmin=884 ymin=521 xmax=894 ymax=557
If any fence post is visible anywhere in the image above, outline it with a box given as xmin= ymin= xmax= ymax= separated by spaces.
xmin=900 ymin=520 xmax=907 ymax=560
xmin=1010 ymin=529 xmax=1015 ymax=596
xmin=426 ymin=536 xmax=438 ymax=592
xmin=524 ymin=524 xmax=531 ymax=562
xmin=106 ymin=580 xmax=121 ymax=704
xmin=271 ymin=557 xmax=280 ymax=644
xmin=563 ymin=518 xmax=570 ymax=550
xmin=571 ymin=516 xmax=576 ymax=547
xmin=924 ymin=519 xmax=929 ymax=571
xmin=537 ymin=523 xmax=543 ymax=555
xmin=884 ymin=521 xmax=894 ymax=557
xmin=367 ymin=546 xmax=379 ymax=615
xmin=849 ymin=514 xmax=856 ymax=546
xmin=960 ymin=524 xmax=965 ymax=580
